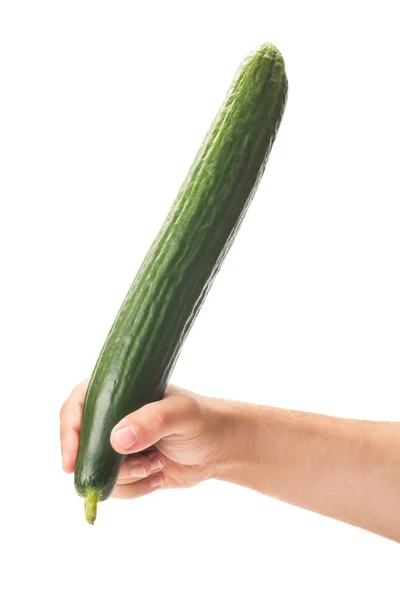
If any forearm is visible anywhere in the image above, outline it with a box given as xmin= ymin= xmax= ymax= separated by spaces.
xmin=215 ymin=400 xmax=400 ymax=542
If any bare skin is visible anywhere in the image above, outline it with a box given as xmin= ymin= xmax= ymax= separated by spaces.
xmin=60 ymin=379 xmax=400 ymax=542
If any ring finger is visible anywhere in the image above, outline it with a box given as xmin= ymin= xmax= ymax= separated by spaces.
xmin=117 ymin=451 xmax=164 ymax=485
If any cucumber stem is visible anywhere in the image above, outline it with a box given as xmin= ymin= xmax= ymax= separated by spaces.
xmin=84 ymin=487 xmax=99 ymax=524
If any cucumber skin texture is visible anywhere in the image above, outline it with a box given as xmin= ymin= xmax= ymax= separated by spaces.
xmin=74 ymin=43 xmax=288 ymax=501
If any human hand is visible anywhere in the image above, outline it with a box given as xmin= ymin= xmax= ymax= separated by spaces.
xmin=60 ymin=379 xmax=233 ymax=500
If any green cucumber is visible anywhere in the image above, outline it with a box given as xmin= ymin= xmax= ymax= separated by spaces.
xmin=74 ymin=42 xmax=288 ymax=523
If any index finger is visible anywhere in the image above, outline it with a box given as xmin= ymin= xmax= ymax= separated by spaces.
xmin=59 ymin=378 xmax=89 ymax=473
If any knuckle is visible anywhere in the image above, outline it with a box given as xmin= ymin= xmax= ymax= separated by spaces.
xmin=59 ymin=401 xmax=67 ymax=420
xmin=165 ymin=383 xmax=183 ymax=397
xmin=179 ymin=393 xmax=195 ymax=407
xmin=149 ymin=403 xmax=166 ymax=428
xmin=76 ymin=377 xmax=89 ymax=391
xmin=180 ymin=392 xmax=202 ymax=417
xmin=69 ymin=378 xmax=89 ymax=403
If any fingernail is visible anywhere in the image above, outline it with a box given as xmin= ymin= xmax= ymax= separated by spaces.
xmin=114 ymin=426 xmax=139 ymax=450
xmin=149 ymin=456 xmax=163 ymax=473
xmin=130 ymin=463 xmax=146 ymax=478
xmin=149 ymin=475 xmax=164 ymax=489
xmin=119 ymin=460 xmax=146 ymax=479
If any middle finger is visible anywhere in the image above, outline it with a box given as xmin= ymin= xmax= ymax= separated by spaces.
xmin=117 ymin=451 xmax=164 ymax=484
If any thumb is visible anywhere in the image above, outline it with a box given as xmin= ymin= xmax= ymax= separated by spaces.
xmin=110 ymin=393 xmax=201 ymax=454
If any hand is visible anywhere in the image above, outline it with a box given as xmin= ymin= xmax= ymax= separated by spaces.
xmin=60 ymin=379 xmax=233 ymax=500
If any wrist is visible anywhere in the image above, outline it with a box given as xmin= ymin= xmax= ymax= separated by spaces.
xmin=212 ymin=398 xmax=264 ymax=485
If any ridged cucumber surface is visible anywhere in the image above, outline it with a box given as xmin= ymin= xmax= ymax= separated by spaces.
xmin=74 ymin=42 xmax=288 ymax=523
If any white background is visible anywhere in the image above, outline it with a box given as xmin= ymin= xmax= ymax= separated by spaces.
xmin=1 ymin=1 xmax=399 ymax=598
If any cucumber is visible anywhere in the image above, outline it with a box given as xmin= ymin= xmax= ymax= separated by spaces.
xmin=74 ymin=42 xmax=288 ymax=523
